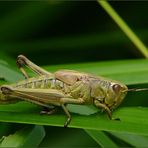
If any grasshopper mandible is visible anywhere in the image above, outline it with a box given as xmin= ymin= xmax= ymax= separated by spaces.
xmin=0 ymin=55 xmax=129 ymax=127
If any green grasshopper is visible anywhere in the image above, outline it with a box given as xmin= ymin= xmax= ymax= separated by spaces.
xmin=0 ymin=55 xmax=140 ymax=127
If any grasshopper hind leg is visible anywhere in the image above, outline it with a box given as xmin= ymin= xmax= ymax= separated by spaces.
xmin=1 ymin=85 xmax=73 ymax=127
xmin=16 ymin=55 xmax=52 ymax=79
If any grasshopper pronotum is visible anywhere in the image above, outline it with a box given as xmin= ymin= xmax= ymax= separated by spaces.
xmin=1 ymin=55 xmax=145 ymax=127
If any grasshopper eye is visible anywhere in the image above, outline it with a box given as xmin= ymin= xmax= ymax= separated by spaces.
xmin=112 ymin=84 xmax=121 ymax=93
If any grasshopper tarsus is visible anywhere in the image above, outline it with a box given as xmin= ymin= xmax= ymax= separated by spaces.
xmin=64 ymin=117 xmax=71 ymax=128
xmin=64 ymin=118 xmax=71 ymax=127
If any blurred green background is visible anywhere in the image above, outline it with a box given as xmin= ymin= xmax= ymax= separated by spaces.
xmin=1 ymin=1 xmax=147 ymax=64
xmin=1 ymin=1 xmax=148 ymax=147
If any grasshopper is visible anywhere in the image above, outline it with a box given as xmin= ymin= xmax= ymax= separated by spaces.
xmin=0 ymin=55 xmax=137 ymax=127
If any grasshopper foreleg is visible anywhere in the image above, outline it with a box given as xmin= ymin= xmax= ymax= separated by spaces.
xmin=94 ymin=100 xmax=120 ymax=121
xmin=16 ymin=55 xmax=52 ymax=79
xmin=94 ymin=100 xmax=112 ymax=120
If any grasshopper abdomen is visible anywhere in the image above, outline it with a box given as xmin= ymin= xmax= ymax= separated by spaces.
xmin=12 ymin=75 xmax=63 ymax=90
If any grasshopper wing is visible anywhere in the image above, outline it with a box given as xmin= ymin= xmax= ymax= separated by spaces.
xmin=55 ymin=70 xmax=86 ymax=85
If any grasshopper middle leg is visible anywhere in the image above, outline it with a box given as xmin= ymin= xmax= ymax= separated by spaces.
xmin=60 ymin=97 xmax=85 ymax=127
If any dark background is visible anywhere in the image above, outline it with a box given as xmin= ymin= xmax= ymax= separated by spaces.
xmin=0 ymin=1 xmax=147 ymax=65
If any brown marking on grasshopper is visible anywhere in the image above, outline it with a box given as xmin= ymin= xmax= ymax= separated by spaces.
xmin=0 ymin=55 xmax=129 ymax=127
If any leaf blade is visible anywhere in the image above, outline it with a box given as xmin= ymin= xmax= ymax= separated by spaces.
xmin=0 ymin=103 xmax=148 ymax=136
xmin=85 ymin=130 xmax=118 ymax=148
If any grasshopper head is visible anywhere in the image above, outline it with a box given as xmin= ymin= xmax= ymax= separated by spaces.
xmin=105 ymin=82 xmax=128 ymax=110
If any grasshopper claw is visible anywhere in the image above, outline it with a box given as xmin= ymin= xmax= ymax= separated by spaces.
xmin=64 ymin=117 xmax=71 ymax=128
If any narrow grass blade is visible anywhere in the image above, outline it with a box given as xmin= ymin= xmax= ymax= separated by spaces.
xmin=98 ymin=0 xmax=148 ymax=58
xmin=85 ymin=130 xmax=118 ymax=148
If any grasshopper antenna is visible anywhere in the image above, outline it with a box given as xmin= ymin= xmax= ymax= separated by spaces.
xmin=127 ymin=88 xmax=148 ymax=92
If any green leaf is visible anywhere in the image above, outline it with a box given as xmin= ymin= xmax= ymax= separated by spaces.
xmin=0 ymin=125 xmax=45 ymax=147
xmin=0 ymin=123 xmax=12 ymax=137
xmin=0 ymin=52 xmax=17 ymax=68
xmin=110 ymin=132 xmax=148 ymax=147
xmin=40 ymin=127 xmax=98 ymax=147
xmin=85 ymin=130 xmax=118 ymax=148
xmin=1 ymin=53 xmax=148 ymax=85
xmin=0 ymin=63 xmax=23 ymax=83
xmin=0 ymin=103 xmax=148 ymax=136
xmin=1 ymin=58 xmax=148 ymax=142
xmin=67 ymin=104 xmax=99 ymax=115
xmin=0 ymin=52 xmax=23 ymax=83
